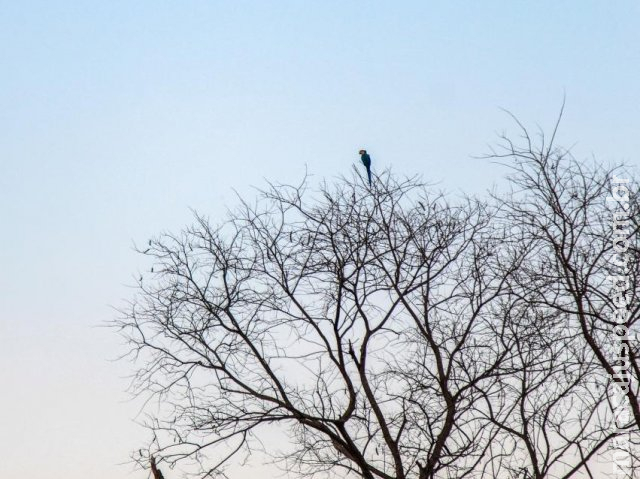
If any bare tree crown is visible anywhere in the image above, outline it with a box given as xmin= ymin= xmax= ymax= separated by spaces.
xmin=118 ymin=126 xmax=639 ymax=479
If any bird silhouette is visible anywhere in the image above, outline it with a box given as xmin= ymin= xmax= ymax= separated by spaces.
xmin=359 ymin=149 xmax=372 ymax=186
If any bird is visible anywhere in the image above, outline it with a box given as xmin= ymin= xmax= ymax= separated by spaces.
xmin=359 ymin=149 xmax=372 ymax=186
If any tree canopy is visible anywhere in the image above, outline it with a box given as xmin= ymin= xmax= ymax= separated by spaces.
xmin=117 ymin=124 xmax=639 ymax=479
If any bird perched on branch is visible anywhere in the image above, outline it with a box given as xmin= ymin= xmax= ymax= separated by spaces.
xmin=359 ymin=149 xmax=372 ymax=186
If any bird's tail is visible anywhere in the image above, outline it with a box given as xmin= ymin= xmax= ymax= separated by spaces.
xmin=367 ymin=167 xmax=372 ymax=186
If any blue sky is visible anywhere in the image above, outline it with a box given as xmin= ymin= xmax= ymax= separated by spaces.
xmin=1 ymin=2 xmax=638 ymax=478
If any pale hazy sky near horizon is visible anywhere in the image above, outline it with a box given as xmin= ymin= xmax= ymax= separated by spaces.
xmin=1 ymin=2 xmax=639 ymax=478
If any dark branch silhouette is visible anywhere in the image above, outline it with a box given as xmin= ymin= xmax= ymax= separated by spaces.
xmin=150 ymin=456 xmax=165 ymax=479
xmin=117 ymin=119 xmax=639 ymax=478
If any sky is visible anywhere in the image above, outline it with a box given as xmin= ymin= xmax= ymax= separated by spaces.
xmin=0 ymin=1 xmax=639 ymax=478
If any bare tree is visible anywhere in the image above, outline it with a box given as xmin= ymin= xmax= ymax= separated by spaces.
xmin=117 ymin=124 xmax=638 ymax=478
xmin=488 ymin=110 xmax=640 ymax=476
